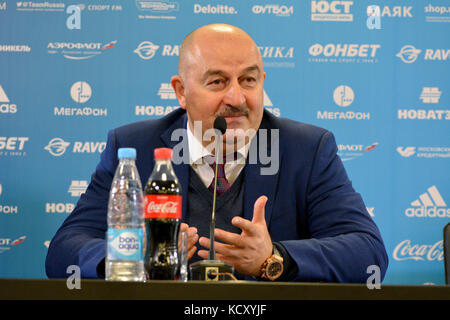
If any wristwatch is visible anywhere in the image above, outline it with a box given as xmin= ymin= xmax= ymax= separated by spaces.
xmin=259 ymin=245 xmax=284 ymax=281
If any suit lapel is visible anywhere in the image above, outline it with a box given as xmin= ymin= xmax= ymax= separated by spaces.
xmin=243 ymin=113 xmax=281 ymax=226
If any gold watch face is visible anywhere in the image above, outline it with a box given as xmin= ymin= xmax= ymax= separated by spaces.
xmin=267 ymin=260 xmax=283 ymax=280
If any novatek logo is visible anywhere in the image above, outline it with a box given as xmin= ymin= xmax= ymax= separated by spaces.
xmin=0 ymin=84 xmax=17 ymax=114
xmin=311 ymin=0 xmax=353 ymax=22
xmin=68 ymin=180 xmax=88 ymax=197
xmin=158 ymin=83 xmax=176 ymax=100
xmin=47 ymin=40 xmax=116 ymax=60
xmin=393 ymin=240 xmax=443 ymax=261
xmin=46 ymin=203 xmax=74 ymax=214
xmin=193 ymin=4 xmax=237 ymax=14
xmin=252 ymin=5 xmax=293 ymax=17
xmin=420 ymin=87 xmax=441 ymax=103
xmin=405 ymin=185 xmax=450 ymax=218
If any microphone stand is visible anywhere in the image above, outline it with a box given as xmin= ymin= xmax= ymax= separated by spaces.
xmin=189 ymin=119 xmax=235 ymax=281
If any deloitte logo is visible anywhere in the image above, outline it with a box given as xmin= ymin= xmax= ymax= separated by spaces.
xmin=405 ymin=185 xmax=450 ymax=218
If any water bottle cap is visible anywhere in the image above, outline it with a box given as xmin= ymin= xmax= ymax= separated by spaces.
xmin=118 ymin=148 xmax=136 ymax=159
xmin=154 ymin=148 xmax=172 ymax=160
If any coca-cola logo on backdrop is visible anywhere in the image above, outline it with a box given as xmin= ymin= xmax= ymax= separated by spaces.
xmin=393 ymin=240 xmax=443 ymax=262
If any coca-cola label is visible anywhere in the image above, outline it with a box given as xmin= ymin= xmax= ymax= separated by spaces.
xmin=145 ymin=194 xmax=182 ymax=219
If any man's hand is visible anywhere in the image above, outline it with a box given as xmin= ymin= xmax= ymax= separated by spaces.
xmin=197 ymin=196 xmax=273 ymax=277
xmin=180 ymin=223 xmax=199 ymax=260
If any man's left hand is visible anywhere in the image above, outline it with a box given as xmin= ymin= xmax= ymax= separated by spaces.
xmin=197 ymin=195 xmax=273 ymax=277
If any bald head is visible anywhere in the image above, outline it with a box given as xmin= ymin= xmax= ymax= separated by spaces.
xmin=178 ymin=24 xmax=262 ymax=79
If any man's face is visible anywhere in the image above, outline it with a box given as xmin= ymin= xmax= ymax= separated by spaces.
xmin=172 ymin=29 xmax=265 ymax=151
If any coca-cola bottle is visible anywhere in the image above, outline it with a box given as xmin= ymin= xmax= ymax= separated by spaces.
xmin=144 ymin=148 xmax=182 ymax=280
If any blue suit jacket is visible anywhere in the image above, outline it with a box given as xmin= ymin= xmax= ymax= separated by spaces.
xmin=46 ymin=109 xmax=388 ymax=282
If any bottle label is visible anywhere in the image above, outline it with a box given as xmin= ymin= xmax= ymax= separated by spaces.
xmin=144 ymin=194 xmax=182 ymax=219
xmin=107 ymin=228 xmax=143 ymax=261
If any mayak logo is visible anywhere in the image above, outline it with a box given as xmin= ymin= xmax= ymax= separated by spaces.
xmin=0 ymin=235 xmax=26 ymax=253
xmin=406 ymin=185 xmax=449 ymax=218
xmin=338 ymin=142 xmax=378 ymax=161
xmin=311 ymin=0 xmax=353 ymax=22
xmin=0 ymin=84 xmax=17 ymax=114
xmin=47 ymin=40 xmax=116 ymax=60
xmin=68 ymin=180 xmax=88 ymax=197
xmin=420 ymin=87 xmax=441 ymax=103
xmin=393 ymin=240 xmax=443 ymax=261
xmin=134 ymin=41 xmax=160 ymax=59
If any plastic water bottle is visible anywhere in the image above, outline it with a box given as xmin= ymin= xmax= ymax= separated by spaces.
xmin=105 ymin=148 xmax=146 ymax=282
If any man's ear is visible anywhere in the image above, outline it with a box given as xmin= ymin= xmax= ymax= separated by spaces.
xmin=171 ymin=75 xmax=186 ymax=109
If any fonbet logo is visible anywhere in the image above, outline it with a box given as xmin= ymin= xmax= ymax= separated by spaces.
xmin=44 ymin=138 xmax=106 ymax=156
xmin=397 ymin=45 xmax=450 ymax=63
xmin=0 ymin=84 xmax=17 ymax=114
xmin=0 ymin=137 xmax=28 ymax=157
xmin=405 ymin=185 xmax=449 ymax=218
xmin=317 ymin=86 xmax=370 ymax=120
xmin=309 ymin=43 xmax=380 ymax=64
xmin=393 ymin=240 xmax=443 ymax=261
xmin=311 ymin=0 xmax=353 ymax=22
xmin=47 ymin=41 xmax=116 ymax=60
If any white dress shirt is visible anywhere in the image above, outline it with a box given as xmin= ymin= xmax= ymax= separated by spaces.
xmin=187 ymin=122 xmax=250 ymax=188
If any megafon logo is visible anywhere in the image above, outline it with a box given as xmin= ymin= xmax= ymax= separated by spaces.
xmin=405 ymin=185 xmax=450 ymax=218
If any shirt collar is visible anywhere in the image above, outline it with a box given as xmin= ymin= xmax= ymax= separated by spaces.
xmin=186 ymin=121 xmax=251 ymax=165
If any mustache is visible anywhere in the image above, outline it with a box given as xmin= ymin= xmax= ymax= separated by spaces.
xmin=215 ymin=105 xmax=250 ymax=118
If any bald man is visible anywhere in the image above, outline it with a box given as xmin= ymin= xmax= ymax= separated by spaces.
xmin=46 ymin=24 xmax=388 ymax=282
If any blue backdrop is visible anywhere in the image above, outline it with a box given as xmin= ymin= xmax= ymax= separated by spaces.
xmin=0 ymin=0 xmax=449 ymax=285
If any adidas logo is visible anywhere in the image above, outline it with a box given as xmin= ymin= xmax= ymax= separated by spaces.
xmin=405 ymin=185 xmax=450 ymax=218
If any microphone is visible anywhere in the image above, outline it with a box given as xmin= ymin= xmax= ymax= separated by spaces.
xmin=189 ymin=117 xmax=235 ymax=281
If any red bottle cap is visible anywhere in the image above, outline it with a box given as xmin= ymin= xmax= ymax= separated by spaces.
xmin=154 ymin=148 xmax=172 ymax=160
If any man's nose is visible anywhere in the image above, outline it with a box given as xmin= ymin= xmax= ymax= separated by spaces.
xmin=223 ymin=81 xmax=246 ymax=107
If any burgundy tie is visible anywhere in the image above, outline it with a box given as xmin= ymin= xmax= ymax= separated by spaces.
xmin=208 ymin=158 xmax=230 ymax=196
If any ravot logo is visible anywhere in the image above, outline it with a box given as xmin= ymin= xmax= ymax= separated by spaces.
xmin=134 ymin=41 xmax=160 ymax=59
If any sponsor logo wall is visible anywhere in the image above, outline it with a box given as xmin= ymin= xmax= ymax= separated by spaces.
xmin=0 ymin=0 xmax=448 ymax=284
